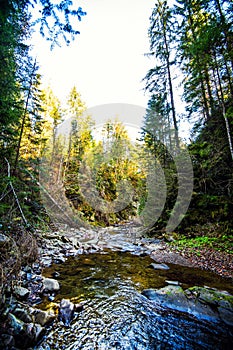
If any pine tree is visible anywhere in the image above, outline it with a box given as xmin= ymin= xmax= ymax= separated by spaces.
xmin=144 ymin=0 xmax=180 ymax=150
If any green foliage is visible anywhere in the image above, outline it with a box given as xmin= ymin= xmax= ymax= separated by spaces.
xmin=172 ymin=234 xmax=233 ymax=254
xmin=64 ymin=119 xmax=146 ymax=226
xmin=142 ymin=0 xmax=233 ymax=242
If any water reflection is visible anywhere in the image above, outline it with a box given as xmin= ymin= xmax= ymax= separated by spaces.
xmin=36 ymin=250 xmax=233 ymax=349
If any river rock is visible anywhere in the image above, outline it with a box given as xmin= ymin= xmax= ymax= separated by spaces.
xmin=142 ymin=285 xmax=233 ymax=325
xmin=14 ymin=286 xmax=30 ymax=300
xmin=24 ymin=322 xmax=45 ymax=345
xmin=188 ymin=286 xmax=233 ymax=326
xmin=149 ymin=262 xmax=170 ymax=270
xmin=142 ymin=286 xmax=218 ymax=322
xmin=58 ymin=299 xmax=75 ymax=326
xmin=8 ymin=313 xmax=24 ymax=334
xmin=34 ymin=309 xmax=56 ymax=326
xmin=13 ymin=307 xmax=33 ymax=323
xmin=42 ymin=278 xmax=60 ymax=292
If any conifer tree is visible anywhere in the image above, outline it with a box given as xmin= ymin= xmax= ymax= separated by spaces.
xmin=144 ymin=0 xmax=179 ymax=149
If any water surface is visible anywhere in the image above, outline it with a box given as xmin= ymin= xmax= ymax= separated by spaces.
xmin=36 ymin=249 xmax=233 ymax=349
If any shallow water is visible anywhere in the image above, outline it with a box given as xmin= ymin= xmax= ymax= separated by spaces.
xmin=36 ymin=249 xmax=233 ymax=349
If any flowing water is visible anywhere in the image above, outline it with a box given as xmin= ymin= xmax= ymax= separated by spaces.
xmin=36 ymin=245 xmax=233 ymax=350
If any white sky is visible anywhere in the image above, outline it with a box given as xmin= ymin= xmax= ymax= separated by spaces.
xmin=31 ymin=0 xmax=153 ymax=109
xmin=31 ymin=0 xmax=191 ymax=140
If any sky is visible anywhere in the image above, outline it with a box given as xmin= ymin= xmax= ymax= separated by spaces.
xmin=31 ymin=0 xmax=153 ymax=109
xmin=31 ymin=0 xmax=190 ymax=139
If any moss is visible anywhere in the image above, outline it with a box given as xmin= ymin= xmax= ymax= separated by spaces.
xmin=188 ymin=286 xmax=233 ymax=306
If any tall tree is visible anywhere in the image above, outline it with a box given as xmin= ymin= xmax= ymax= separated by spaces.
xmin=40 ymin=86 xmax=63 ymax=161
xmin=144 ymin=0 xmax=179 ymax=149
xmin=176 ymin=0 xmax=233 ymax=159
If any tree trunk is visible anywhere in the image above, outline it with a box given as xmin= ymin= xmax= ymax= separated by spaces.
xmin=215 ymin=54 xmax=233 ymax=161
xmin=162 ymin=22 xmax=179 ymax=150
xmin=14 ymin=59 xmax=37 ymax=173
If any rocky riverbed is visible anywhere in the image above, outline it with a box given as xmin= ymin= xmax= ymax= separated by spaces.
xmin=0 ymin=223 xmax=232 ymax=349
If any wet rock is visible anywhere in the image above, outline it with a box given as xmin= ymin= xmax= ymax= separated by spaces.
xmin=74 ymin=303 xmax=84 ymax=313
xmin=34 ymin=309 xmax=56 ymax=326
xmin=13 ymin=307 xmax=33 ymax=323
xmin=149 ymin=262 xmax=170 ymax=270
xmin=13 ymin=286 xmax=30 ymax=300
xmin=58 ymin=299 xmax=75 ymax=326
xmin=8 ymin=313 xmax=24 ymax=334
xmin=218 ymin=306 xmax=233 ymax=326
xmin=28 ymin=294 xmax=43 ymax=305
xmin=41 ymin=256 xmax=52 ymax=267
xmin=42 ymin=278 xmax=60 ymax=292
xmin=165 ymin=280 xmax=180 ymax=286
xmin=24 ymin=322 xmax=45 ymax=345
xmin=188 ymin=286 xmax=233 ymax=326
xmin=142 ymin=286 xmax=218 ymax=322
xmin=142 ymin=285 xmax=233 ymax=325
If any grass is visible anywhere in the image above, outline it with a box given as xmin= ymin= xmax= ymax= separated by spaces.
xmin=171 ymin=234 xmax=233 ymax=255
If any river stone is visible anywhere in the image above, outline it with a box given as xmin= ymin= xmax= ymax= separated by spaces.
xmin=58 ymin=299 xmax=75 ymax=326
xmin=74 ymin=303 xmax=84 ymax=312
xmin=13 ymin=307 xmax=33 ymax=323
xmin=14 ymin=286 xmax=30 ymax=300
xmin=142 ymin=286 xmax=218 ymax=322
xmin=165 ymin=280 xmax=180 ymax=286
xmin=188 ymin=286 xmax=233 ymax=326
xmin=34 ymin=309 xmax=56 ymax=326
xmin=24 ymin=322 xmax=45 ymax=344
xmin=8 ymin=313 xmax=24 ymax=334
xmin=42 ymin=278 xmax=60 ymax=292
xmin=149 ymin=262 xmax=170 ymax=270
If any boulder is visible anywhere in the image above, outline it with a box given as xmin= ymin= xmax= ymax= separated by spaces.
xmin=142 ymin=285 xmax=220 ymax=322
xmin=188 ymin=286 xmax=233 ymax=326
xmin=42 ymin=278 xmax=60 ymax=292
xmin=142 ymin=285 xmax=233 ymax=326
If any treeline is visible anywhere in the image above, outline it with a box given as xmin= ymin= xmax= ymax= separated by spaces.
xmin=0 ymin=0 xmax=232 ymax=236
xmin=0 ymin=0 xmax=86 ymax=228
xmin=0 ymin=1 xmax=87 ymax=293
xmin=142 ymin=0 xmax=233 ymax=235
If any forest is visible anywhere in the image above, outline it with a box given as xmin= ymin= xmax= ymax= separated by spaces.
xmin=0 ymin=0 xmax=233 ymax=336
